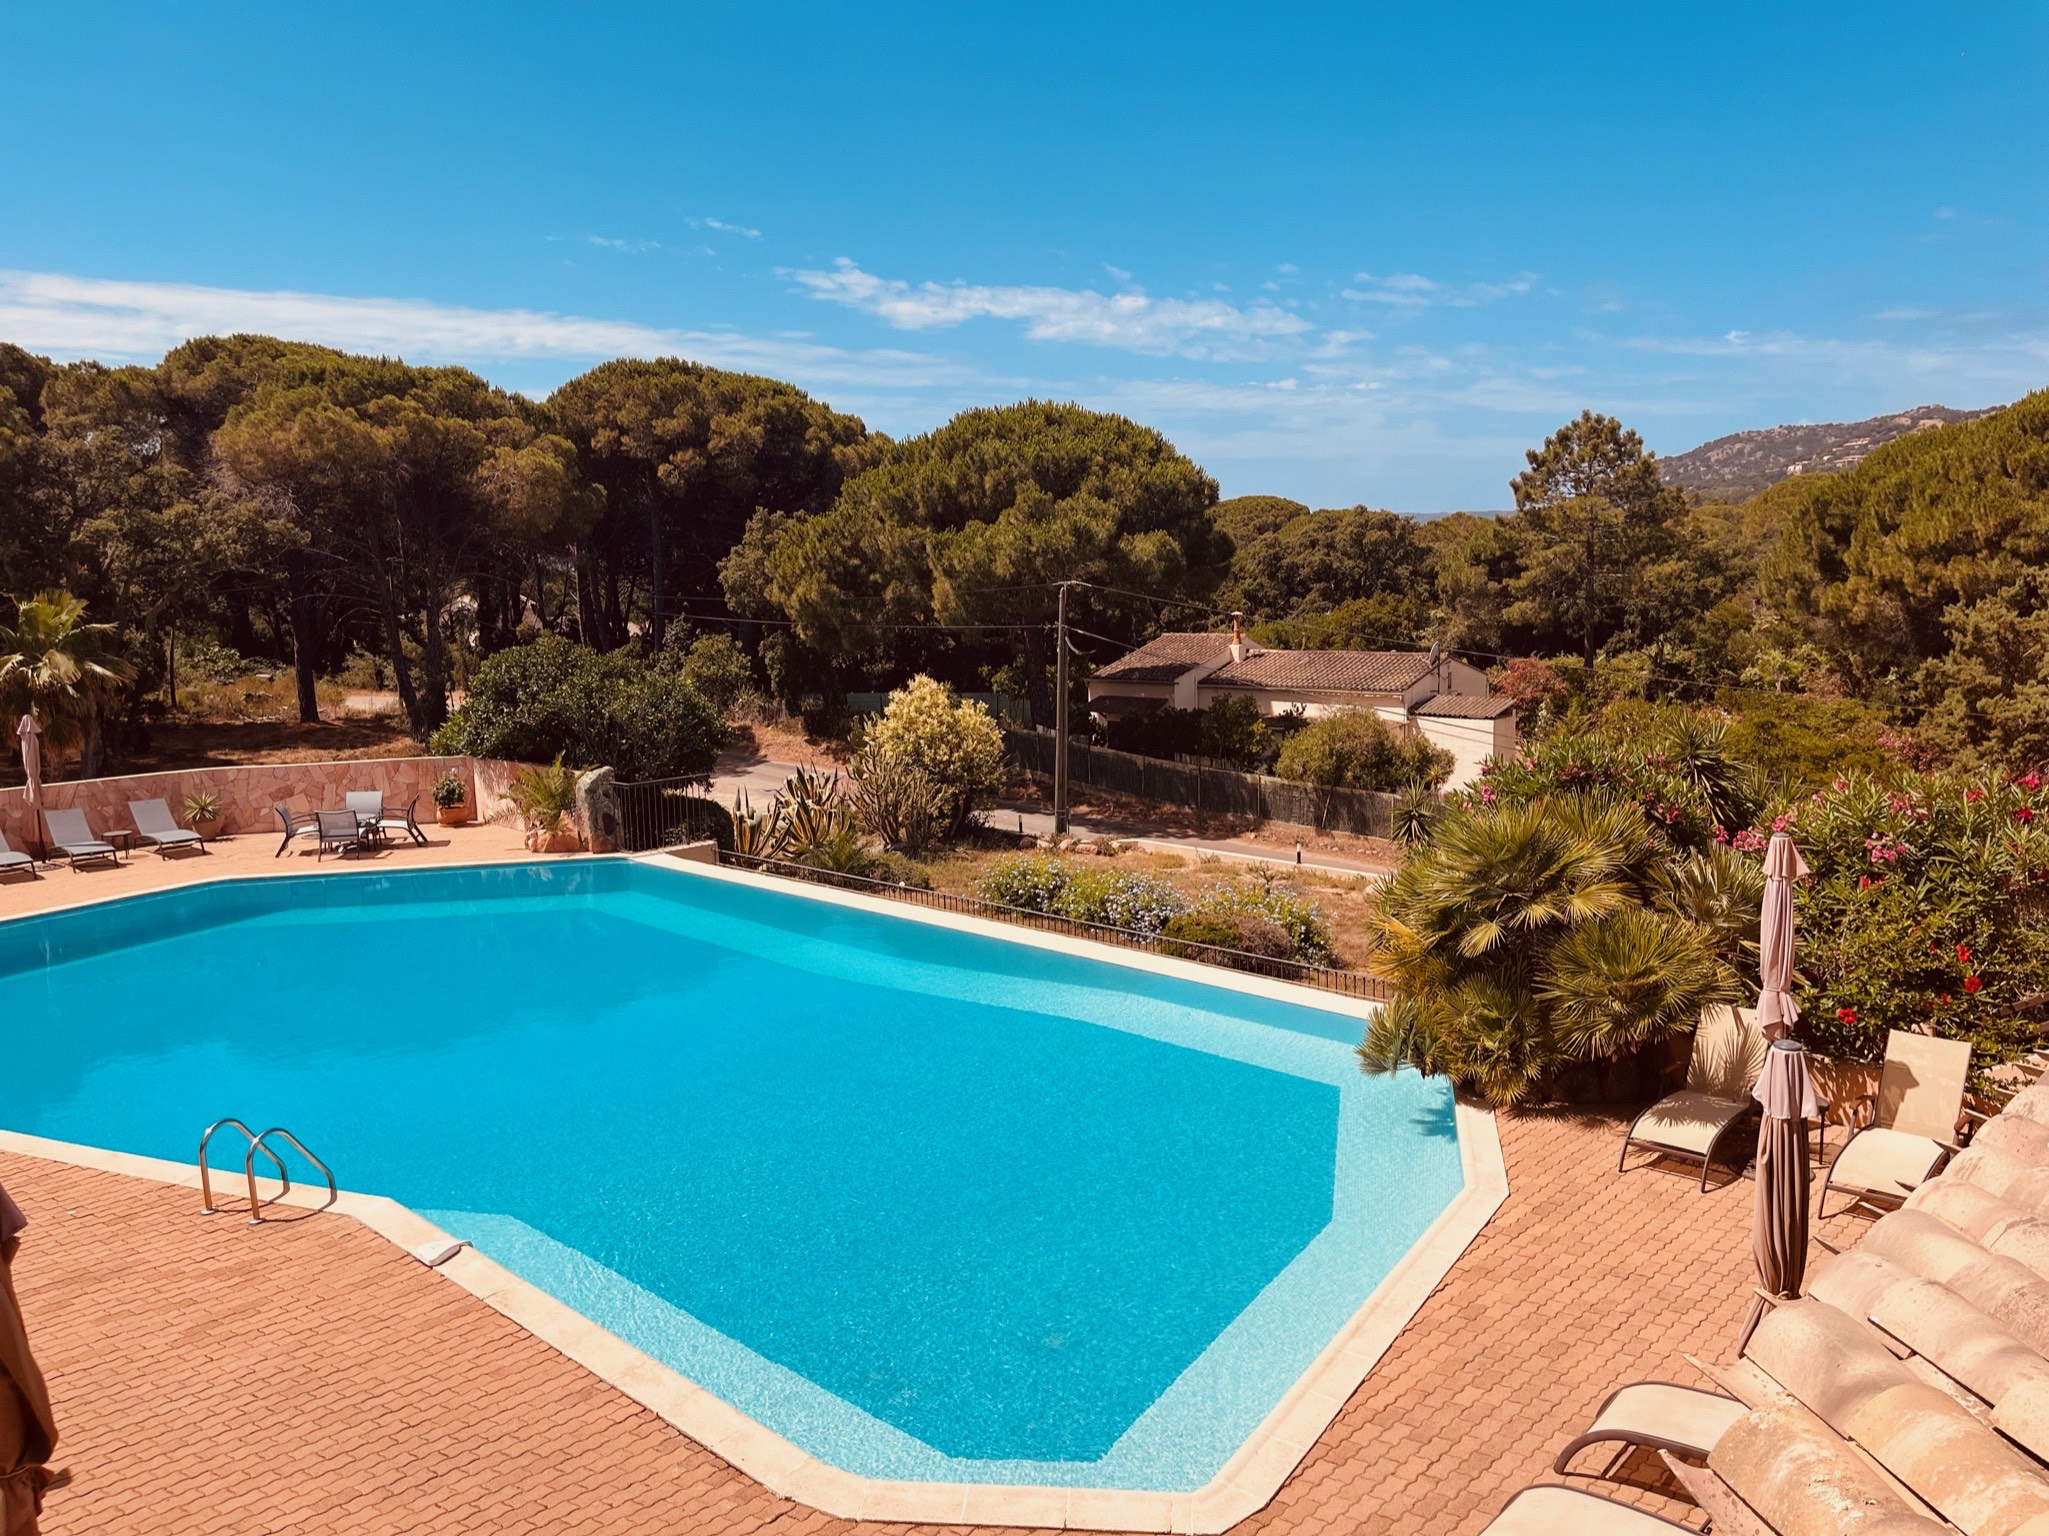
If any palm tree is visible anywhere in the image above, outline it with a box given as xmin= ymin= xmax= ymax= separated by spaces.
xmin=1362 ymin=793 xmax=1736 ymax=1105
xmin=0 ymin=591 xmax=135 ymax=778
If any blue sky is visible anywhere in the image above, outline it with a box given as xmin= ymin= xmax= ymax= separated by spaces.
xmin=3 ymin=3 xmax=2045 ymax=510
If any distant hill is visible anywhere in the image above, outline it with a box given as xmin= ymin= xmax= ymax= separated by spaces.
xmin=1662 ymin=403 xmax=2004 ymax=499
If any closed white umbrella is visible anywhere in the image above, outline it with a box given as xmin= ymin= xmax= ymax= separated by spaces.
xmin=15 ymin=716 xmax=40 ymax=860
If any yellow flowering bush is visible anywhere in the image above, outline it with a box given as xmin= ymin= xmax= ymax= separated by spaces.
xmin=852 ymin=675 xmax=1006 ymax=840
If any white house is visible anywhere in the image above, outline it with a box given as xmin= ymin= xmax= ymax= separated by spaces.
xmin=1085 ymin=624 xmax=1517 ymax=789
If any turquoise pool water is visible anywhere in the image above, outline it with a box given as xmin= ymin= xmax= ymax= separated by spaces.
xmin=0 ymin=859 xmax=1464 ymax=1490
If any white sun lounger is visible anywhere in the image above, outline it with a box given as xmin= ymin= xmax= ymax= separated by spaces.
xmin=1551 ymin=1381 xmax=1747 ymax=1476
xmin=1821 ymin=1029 xmax=1972 ymax=1217
xmin=129 ymin=797 xmax=207 ymax=855
xmin=1480 ymin=1484 xmax=1696 ymax=1533
xmin=1620 ymin=1005 xmax=1769 ymax=1189
xmin=0 ymin=829 xmax=37 ymax=878
xmin=42 ymin=806 xmax=118 ymax=869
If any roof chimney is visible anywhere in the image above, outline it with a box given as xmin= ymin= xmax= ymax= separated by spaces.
xmin=1229 ymin=610 xmax=1245 ymax=664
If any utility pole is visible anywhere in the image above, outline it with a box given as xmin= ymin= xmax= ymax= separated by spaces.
xmin=1053 ymin=580 xmax=1073 ymax=836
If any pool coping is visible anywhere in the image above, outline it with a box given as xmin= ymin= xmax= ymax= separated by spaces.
xmin=0 ymin=853 xmax=1509 ymax=1533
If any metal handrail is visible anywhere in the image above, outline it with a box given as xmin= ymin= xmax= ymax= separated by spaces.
xmin=244 ymin=1127 xmax=337 ymax=1224
xmin=198 ymin=1117 xmax=289 ymax=1215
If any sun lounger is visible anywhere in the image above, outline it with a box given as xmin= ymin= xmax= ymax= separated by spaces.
xmin=273 ymin=803 xmax=318 ymax=857
xmin=42 ymin=806 xmax=118 ymax=869
xmin=1479 ymin=1484 xmax=1697 ymax=1533
xmin=0 ymin=829 xmax=37 ymax=878
xmin=1821 ymin=1029 xmax=1972 ymax=1217
xmin=129 ymin=797 xmax=207 ymax=855
xmin=1620 ymin=1004 xmax=1768 ymax=1189
xmin=314 ymin=809 xmax=365 ymax=860
xmin=1551 ymin=1380 xmax=1747 ymax=1475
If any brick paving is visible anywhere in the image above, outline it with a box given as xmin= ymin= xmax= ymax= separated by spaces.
xmin=0 ymin=1111 xmax=1869 ymax=1535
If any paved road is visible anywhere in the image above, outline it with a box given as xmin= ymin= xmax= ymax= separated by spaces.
xmin=707 ymin=749 xmax=1393 ymax=880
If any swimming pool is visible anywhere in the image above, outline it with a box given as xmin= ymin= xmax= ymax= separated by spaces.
xmin=0 ymin=858 xmax=1483 ymax=1502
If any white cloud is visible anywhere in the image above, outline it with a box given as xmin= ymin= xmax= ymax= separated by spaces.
xmin=696 ymin=217 xmax=763 ymax=240
xmin=587 ymin=235 xmax=661 ymax=253
xmin=783 ymin=258 xmax=1312 ymax=358
xmin=1343 ymin=271 xmax=1538 ymax=309
xmin=0 ymin=268 xmax=969 ymax=391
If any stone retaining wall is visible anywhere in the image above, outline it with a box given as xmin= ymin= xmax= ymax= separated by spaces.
xmin=0 ymin=755 xmax=529 ymax=848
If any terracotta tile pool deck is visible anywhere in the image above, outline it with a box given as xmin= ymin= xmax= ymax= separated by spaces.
xmin=0 ymin=835 xmax=1871 ymax=1534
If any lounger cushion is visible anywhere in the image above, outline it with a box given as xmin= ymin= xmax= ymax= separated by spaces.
xmin=1581 ymin=1382 xmax=1746 ymax=1457
xmin=1832 ymin=1127 xmax=1950 ymax=1201
xmin=0 ymin=848 xmax=29 ymax=866
xmin=142 ymin=827 xmax=202 ymax=844
xmin=1630 ymin=1090 xmax=1752 ymax=1156
xmin=1481 ymin=1485 xmax=1691 ymax=1534
xmin=53 ymin=840 xmax=114 ymax=856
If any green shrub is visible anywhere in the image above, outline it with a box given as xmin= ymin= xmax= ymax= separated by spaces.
xmin=974 ymin=855 xmax=1189 ymax=933
xmin=1470 ymin=707 xmax=1762 ymax=854
xmin=1764 ymin=771 xmax=2049 ymax=1075
xmin=432 ymin=635 xmax=728 ymax=780
xmin=667 ymin=631 xmax=757 ymax=717
xmin=1274 ymin=711 xmax=1452 ymax=792
xmin=977 ymin=852 xmax=1073 ymax=911
xmin=1161 ymin=911 xmax=1293 ymax=960
xmin=1193 ymin=880 xmax=1335 ymax=964
xmin=1197 ymin=694 xmax=1276 ymax=769
xmin=851 ymin=675 xmax=1005 ymax=840
xmin=1050 ymin=868 xmax=1187 ymax=933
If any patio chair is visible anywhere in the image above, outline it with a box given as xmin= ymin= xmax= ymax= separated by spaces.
xmin=42 ymin=806 xmax=119 ymax=869
xmin=273 ymin=803 xmax=319 ymax=857
xmin=1619 ymin=1004 xmax=1768 ymax=1189
xmin=1478 ymin=1484 xmax=1697 ymax=1533
xmin=314 ymin=809 xmax=365 ymax=860
xmin=0 ymin=829 xmax=38 ymax=878
xmin=369 ymin=793 xmax=428 ymax=847
xmin=344 ymin=790 xmax=385 ymax=838
xmin=1820 ymin=1028 xmax=1973 ymax=1218
xmin=1550 ymin=1380 xmax=1747 ymax=1477
xmin=129 ymin=797 xmax=207 ymax=855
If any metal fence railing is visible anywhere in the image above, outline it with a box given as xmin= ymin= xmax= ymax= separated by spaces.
xmin=714 ymin=848 xmax=1391 ymax=1003
xmin=615 ymin=776 xmax=729 ymax=854
xmin=1002 ymin=729 xmax=1403 ymax=837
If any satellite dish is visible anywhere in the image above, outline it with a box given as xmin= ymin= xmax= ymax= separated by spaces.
xmin=1426 ymin=640 xmax=1443 ymax=666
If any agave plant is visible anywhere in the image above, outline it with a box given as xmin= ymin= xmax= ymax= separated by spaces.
xmin=729 ymin=788 xmax=789 ymax=859
xmin=779 ymin=766 xmax=852 ymax=856
xmin=849 ymin=753 xmax=950 ymax=853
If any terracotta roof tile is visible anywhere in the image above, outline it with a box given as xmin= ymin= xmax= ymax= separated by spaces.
xmin=1091 ymin=631 xmax=1234 ymax=683
xmin=1412 ymin=694 xmax=1516 ymax=719
xmin=1208 ymin=648 xmax=1436 ymax=694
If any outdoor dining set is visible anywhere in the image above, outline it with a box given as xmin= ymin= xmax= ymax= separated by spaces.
xmin=273 ymin=793 xmax=430 ymax=859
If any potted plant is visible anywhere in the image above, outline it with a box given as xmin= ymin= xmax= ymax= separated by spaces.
xmin=181 ymin=789 xmax=225 ymax=840
xmin=509 ymin=755 xmax=582 ymax=853
xmin=431 ymin=770 xmax=471 ymax=826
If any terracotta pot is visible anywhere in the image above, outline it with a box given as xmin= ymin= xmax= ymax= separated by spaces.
xmin=189 ymin=817 xmax=224 ymax=840
xmin=436 ymin=805 xmax=471 ymax=826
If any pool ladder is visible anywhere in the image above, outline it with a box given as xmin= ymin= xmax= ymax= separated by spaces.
xmin=198 ymin=1117 xmax=337 ymax=1225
